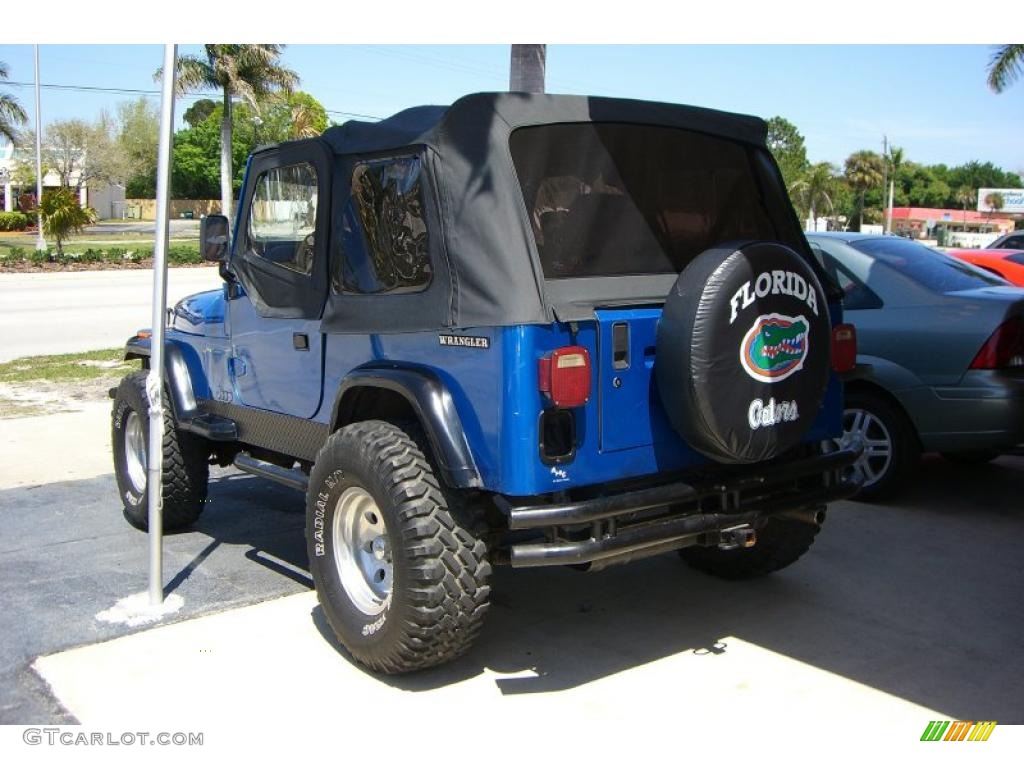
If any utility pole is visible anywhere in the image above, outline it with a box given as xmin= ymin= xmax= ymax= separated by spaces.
xmin=33 ymin=45 xmax=46 ymax=252
xmin=510 ymin=45 xmax=547 ymax=93
xmin=881 ymin=135 xmax=888 ymax=234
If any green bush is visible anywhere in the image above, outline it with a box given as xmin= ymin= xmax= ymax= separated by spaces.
xmin=29 ymin=249 xmax=51 ymax=264
xmin=8 ymin=246 xmax=27 ymax=260
xmin=0 ymin=212 xmax=29 ymax=231
xmin=168 ymin=244 xmax=201 ymax=265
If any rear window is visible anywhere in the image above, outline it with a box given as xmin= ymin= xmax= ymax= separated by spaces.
xmin=851 ymin=238 xmax=1006 ymax=292
xmin=509 ymin=122 xmax=795 ymax=279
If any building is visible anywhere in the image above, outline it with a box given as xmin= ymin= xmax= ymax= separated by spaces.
xmin=885 ymin=206 xmax=1016 ymax=242
xmin=0 ymin=137 xmax=124 ymax=218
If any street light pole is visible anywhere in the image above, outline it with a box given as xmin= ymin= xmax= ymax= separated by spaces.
xmin=146 ymin=43 xmax=178 ymax=607
xmin=33 ymin=45 xmax=45 ymax=252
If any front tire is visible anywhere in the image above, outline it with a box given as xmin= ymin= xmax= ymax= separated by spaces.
xmin=111 ymin=371 xmax=210 ymax=531
xmin=307 ymin=420 xmax=491 ymax=674
xmin=678 ymin=514 xmax=822 ymax=580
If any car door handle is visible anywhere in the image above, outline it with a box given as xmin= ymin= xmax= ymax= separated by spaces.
xmin=293 ymin=333 xmax=309 ymax=351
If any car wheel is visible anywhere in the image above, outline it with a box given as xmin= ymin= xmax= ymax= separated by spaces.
xmin=111 ymin=371 xmax=210 ymax=531
xmin=839 ymin=390 xmax=918 ymax=501
xmin=307 ymin=420 xmax=491 ymax=674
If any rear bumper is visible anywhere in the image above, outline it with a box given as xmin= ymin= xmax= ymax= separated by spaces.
xmin=496 ymin=447 xmax=861 ymax=568
xmin=913 ymin=371 xmax=1024 ymax=453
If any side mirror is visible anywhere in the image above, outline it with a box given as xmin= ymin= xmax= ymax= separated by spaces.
xmin=200 ymin=214 xmax=230 ymax=263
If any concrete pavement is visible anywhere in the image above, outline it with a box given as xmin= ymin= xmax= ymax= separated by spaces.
xmin=0 ymin=267 xmax=221 ymax=362
xmin=2 ymin=403 xmax=1022 ymax=728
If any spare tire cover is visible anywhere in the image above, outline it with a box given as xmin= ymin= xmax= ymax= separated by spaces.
xmin=656 ymin=241 xmax=831 ymax=464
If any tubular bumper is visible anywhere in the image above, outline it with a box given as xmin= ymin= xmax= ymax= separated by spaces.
xmin=496 ymin=447 xmax=861 ymax=568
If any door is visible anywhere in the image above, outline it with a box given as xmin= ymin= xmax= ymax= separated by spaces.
xmin=227 ymin=142 xmax=331 ymax=418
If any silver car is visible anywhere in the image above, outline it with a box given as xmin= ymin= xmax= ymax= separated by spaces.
xmin=807 ymin=232 xmax=1024 ymax=499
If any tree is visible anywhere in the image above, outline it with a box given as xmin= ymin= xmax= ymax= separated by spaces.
xmin=36 ymin=187 xmax=97 ymax=257
xmin=766 ymin=116 xmax=809 ymax=190
xmin=789 ymin=163 xmax=836 ymax=231
xmin=884 ymin=146 xmax=905 ymax=231
xmin=114 ymin=98 xmax=159 ymax=197
xmin=0 ymin=60 xmax=28 ymax=145
xmin=183 ymin=98 xmax=217 ymax=128
xmin=255 ymin=91 xmax=328 ymax=142
xmin=844 ymin=150 xmax=885 ymax=231
xmin=956 ymin=186 xmax=976 ymax=227
xmin=162 ymin=45 xmax=298 ymax=220
xmin=987 ymin=45 xmax=1024 ymax=93
xmin=41 ymin=119 xmax=120 ymax=190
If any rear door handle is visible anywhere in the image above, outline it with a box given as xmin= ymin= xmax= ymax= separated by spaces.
xmin=293 ymin=333 xmax=309 ymax=351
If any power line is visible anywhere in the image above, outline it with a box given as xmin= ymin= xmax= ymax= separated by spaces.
xmin=4 ymin=80 xmax=382 ymax=121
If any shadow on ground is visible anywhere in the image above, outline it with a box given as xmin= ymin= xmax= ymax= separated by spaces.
xmin=2 ymin=455 xmax=1022 ymax=723
xmin=310 ymin=454 xmax=1024 ymax=721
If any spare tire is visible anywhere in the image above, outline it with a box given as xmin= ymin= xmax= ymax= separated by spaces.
xmin=656 ymin=241 xmax=831 ymax=464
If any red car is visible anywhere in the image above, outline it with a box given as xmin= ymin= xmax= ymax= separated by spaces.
xmin=946 ymin=248 xmax=1024 ymax=286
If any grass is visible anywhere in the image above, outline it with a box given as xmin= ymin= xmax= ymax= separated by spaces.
xmin=0 ymin=348 xmax=135 ymax=385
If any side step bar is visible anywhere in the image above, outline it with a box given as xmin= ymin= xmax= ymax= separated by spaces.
xmin=233 ymin=453 xmax=309 ymax=492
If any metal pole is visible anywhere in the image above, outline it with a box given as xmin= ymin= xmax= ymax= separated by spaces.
xmin=33 ymin=45 xmax=46 ymax=252
xmin=147 ymin=43 xmax=177 ymax=606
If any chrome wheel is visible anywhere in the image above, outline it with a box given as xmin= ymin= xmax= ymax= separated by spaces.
xmin=124 ymin=410 xmax=147 ymax=494
xmin=840 ymin=407 xmax=893 ymax=488
xmin=332 ymin=486 xmax=392 ymax=616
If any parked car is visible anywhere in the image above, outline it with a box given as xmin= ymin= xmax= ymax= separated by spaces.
xmin=987 ymin=231 xmax=1024 ymax=250
xmin=946 ymin=248 xmax=1024 ymax=286
xmin=110 ymin=93 xmax=861 ymax=674
xmin=807 ymin=232 xmax=1024 ymax=499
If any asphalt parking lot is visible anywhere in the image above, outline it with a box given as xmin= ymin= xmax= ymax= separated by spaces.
xmin=1 ymin=402 xmax=1022 ymax=726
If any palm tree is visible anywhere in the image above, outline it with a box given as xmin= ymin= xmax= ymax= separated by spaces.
xmin=510 ymin=45 xmax=546 ymax=93
xmin=844 ymin=150 xmax=885 ymax=231
xmin=37 ymin=187 xmax=97 ymax=257
xmin=956 ymin=185 xmax=976 ymax=228
xmin=160 ymin=45 xmax=298 ymax=220
xmin=884 ymin=146 xmax=904 ymax=232
xmin=289 ymin=102 xmax=321 ymax=140
xmin=987 ymin=45 xmax=1024 ymax=93
xmin=0 ymin=61 xmax=28 ymax=145
xmin=789 ymin=163 xmax=836 ymax=231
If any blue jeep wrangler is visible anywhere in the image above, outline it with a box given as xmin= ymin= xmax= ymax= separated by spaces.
xmin=111 ymin=93 xmax=860 ymax=673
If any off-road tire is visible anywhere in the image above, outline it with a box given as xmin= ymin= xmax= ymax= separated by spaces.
xmin=111 ymin=371 xmax=209 ymax=532
xmin=678 ymin=515 xmax=822 ymax=580
xmin=307 ymin=420 xmax=491 ymax=674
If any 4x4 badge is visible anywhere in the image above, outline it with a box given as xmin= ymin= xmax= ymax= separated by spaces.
xmin=740 ymin=313 xmax=809 ymax=383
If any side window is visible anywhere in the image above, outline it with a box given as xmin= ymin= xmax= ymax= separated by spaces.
xmin=335 ymin=156 xmax=431 ymax=294
xmin=818 ymin=249 xmax=883 ymax=311
xmin=246 ymin=162 xmax=318 ymax=275
xmin=1005 ymin=235 xmax=1024 ymax=249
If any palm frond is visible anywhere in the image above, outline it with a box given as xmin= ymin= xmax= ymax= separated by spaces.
xmin=987 ymin=44 xmax=1024 ymax=93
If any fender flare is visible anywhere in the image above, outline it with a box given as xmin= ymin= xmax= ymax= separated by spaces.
xmin=331 ymin=364 xmax=482 ymax=489
xmin=124 ymin=336 xmax=208 ymax=421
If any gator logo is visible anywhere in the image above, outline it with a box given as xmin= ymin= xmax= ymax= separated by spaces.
xmin=740 ymin=313 xmax=809 ymax=383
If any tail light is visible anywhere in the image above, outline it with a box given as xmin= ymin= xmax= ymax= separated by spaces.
xmin=538 ymin=346 xmax=591 ymax=407
xmin=831 ymin=323 xmax=857 ymax=373
xmin=970 ymin=316 xmax=1024 ymax=369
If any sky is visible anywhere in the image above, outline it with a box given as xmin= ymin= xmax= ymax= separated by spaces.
xmin=1 ymin=44 xmax=1022 ymax=172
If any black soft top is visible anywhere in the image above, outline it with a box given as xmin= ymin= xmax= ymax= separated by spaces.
xmin=278 ymin=93 xmax=792 ymax=332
